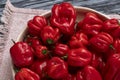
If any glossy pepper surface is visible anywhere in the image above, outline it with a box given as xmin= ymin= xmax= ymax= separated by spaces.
xmin=50 ymin=2 xmax=76 ymax=35
xmin=103 ymin=18 xmax=119 ymax=33
xmin=68 ymin=48 xmax=92 ymax=67
xmin=46 ymin=57 xmax=68 ymax=79
xmin=34 ymin=45 xmax=48 ymax=59
xmin=104 ymin=54 xmax=120 ymax=80
xmin=15 ymin=68 xmax=40 ymax=80
xmin=28 ymin=16 xmax=47 ymax=36
xmin=54 ymin=43 xmax=69 ymax=57
xmin=41 ymin=26 xmax=60 ymax=45
xmin=10 ymin=42 xmax=33 ymax=68
xmin=69 ymin=32 xmax=88 ymax=49
xmin=30 ymin=60 xmax=48 ymax=78
xmin=89 ymin=32 xmax=113 ymax=53
xmin=76 ymin=66 xmax=102 ymax=80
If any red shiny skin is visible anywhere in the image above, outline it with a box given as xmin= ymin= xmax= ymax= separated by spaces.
xmin=46 ymin=57 xmax=68 ymax=79
xmin=104 ymin=54 xmax=120 ymax=80
xmin=103 ymin=18 xmax=119 ymax=33
xmin=54 ymin=43 xmax=69 ymax=57
xmin=28 ymin=16 xmax=47 ymax=36
xmin=89 ymin=32 xmax=113 ymax=53
xmin=30 ymin=60 xmax=48 ymax=78
xmin=41 ymin=26 xmax=60 ymax=45
xmin=25 ymin=36 xmax=41 ymax=49
xmin=69 ymin=32 xmax=88 ymax=49
xmin=68 ymin=48 xmax=92 ymax=67
xmin=34 ymin=45 xmax=48 ymax=59
xmin=15 ymin=68 xmax=40 ymax=80
xmin=76 ymin=66 xmax=102 ymax=80
xmin=50 ymin=2 xmax=76 ymax=35
xmin=10 ymin=42 xmax=33 ymax=68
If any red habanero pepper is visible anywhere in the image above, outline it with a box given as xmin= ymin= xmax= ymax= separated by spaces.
xmin=50 ymin=2 xmax=76 ymax=35
xmin=15 ymin=68 xmax=40 ymax=80
xmin=103 ymin=54 xmax=120 ymax=80
xmin=69 ymin=32 xmax=88 ymax=49
xmin=111 ymin=27 xmax=120 ymax=38
xmin=25 ymin=36 xmax=41 ymax=49
xmin=68 ymin=48 xmax=92 ymax=67
xmin=82 ymin=12 xmax=103 ymax=25
xmin=41 ymin=26 xmax=60 ymax=45
xmin=82 ymin=24 xmax=102 ymax=37
xmin=34 ymin=45 xmax=48 ymax=59
xmin=30 ymin=60 xmax=48 ymax=79
xmin=10 ymin=42 xmax=33 ymax=68
xmin=103 ymin=18 xmax=119 ymax=33
xmin=28 ymin=16 xmax=47 ymax=36
xmin=113 ymin=39 xmax=120 ymax=53
xmin=46 ymin=57 xmax=68 ymax=79
xmin=54 ymin=43 xmax=69 ymax=57
xmin=76 ymin=66 xmax=102 ymax=80
xmin=89 ymin=32 xmax=113 ymax=53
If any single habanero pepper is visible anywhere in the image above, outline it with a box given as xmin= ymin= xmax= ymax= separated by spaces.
xmin=103 ymin=54 xmax=120 ymax=80
xmin=68 ymin=47 xmax=92 ymax=67
xmin=28 ymin=16 xmax=47 ymax=36
xmin=30 ymin=60 xmax=48 ymax=79
xmin=41 ymin=26 xmax=60 ymax=45
xmin=103 ymin=18 xmax=119 ymax=33
xmin=77 ymin=12 xmax=103 ymax=38
xmin=50 ymin=2 xmax=76 ymax=35
xmin=15 ymin=68 xmax=40 ymax=80
xmin=89 ymin=32 xmax=113 ymax=53
xmin=46 ymin=57 xmax=68 ymax=79
xmin=34 ymin=45 xmax=48 ymax=59
xmin=10 ymin=42 xmax=33 ymax=68
xmin=25 ymin=36 xmax=41 ymax=49
xmin=54 ymin=43 xmax=69 ymax=57
xmin=76 ymin=65 xmax=102 ymax=80
xmin=69 ymin=32 xmax=88 ymax=49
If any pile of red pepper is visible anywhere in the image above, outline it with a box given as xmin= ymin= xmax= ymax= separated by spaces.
xmin=10 ymin=2 xmax=120 ymax=80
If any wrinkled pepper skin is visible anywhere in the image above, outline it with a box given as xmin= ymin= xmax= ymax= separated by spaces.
xmin=25 ymin=36 xmax=41 ymax=49
xmin=111 ymin=27 xmax=120 ymax=38
xmin=76 ymin=66 xmax=102 ymax=80
xmin=27 ymin=16 xmax=48 ymax=36
xmin=50 ymin=2 xmax=76 ymax=35
xmin=34 ymin=45 xmax=48 ymax=59
xmin=10 ymin=42 xmax=33 ymax=68
xmin=54 ymin=43 xmax=69 ymax=57
xmin=41 ymin=26 xmax=60 ymax=45
xmin=69 ymin=32 xmax=88 ymax=49
xmin=113 ymin=39 xmax=120 ymax=53
xmin=104 ymin=54 xmax=120 ymax=80
xmin=77 ymin=12 xmax=103 ymax=31
xmin=82 ymin=24 xmax=102 ymax=37
xmin=103 ymin=18 xmax=119 ymax=33
xmin=68 ymin=48 xmax=92 ymax=67
xmin=89 ymin=32 xmax=113 ymax=53
xmin=46 ymin=57 xmax=68 ymax=79
xmin=30 ymin=60 xmax=48 ymax=78
xmin=15 ymin=68 xmax=40 ymax=80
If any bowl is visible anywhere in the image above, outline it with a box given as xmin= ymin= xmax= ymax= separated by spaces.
xmin=11 ymin=6 xmax=110 ymax=79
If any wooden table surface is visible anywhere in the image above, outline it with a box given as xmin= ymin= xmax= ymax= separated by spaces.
xmin=1 ymin=0 xmax=120 ymax=18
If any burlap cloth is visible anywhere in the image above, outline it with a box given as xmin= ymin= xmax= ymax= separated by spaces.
xmin=0 ymin=0 xmax=120 ymax=80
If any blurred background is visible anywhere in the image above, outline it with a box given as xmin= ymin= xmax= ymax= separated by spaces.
xmin=0 ymin=0 xmax=120 ymax=18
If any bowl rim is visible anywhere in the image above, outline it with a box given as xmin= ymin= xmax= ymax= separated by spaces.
xmin=12 ymin=6 xmax=110 ymax=79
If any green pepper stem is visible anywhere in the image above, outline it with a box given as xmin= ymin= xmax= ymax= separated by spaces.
xmin=46 ymin=39 xmax=54 ymax=45
xmin=42 ymin=49 xmax=48 ymax=55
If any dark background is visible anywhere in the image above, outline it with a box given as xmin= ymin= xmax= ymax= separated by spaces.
xmin=1 ymin=0 xmax=120 ymax=18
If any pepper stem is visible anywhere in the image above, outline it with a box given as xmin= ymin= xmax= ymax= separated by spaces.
xmin=11 ymin=39 xmax=16 ymax=44
xmin=42 ymin=49 xmax=48 ymax=55
xmin=110 ymin=44 xmax=116 ymax=51
xmin=46 ymin=39 xmax=54 ymax=45
xmin=61 ymin=55 xmax=68 ymax=60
